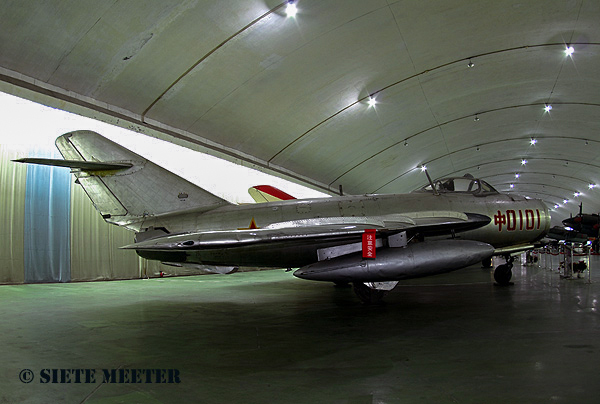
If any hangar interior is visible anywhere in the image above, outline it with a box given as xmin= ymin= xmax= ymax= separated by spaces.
xmin=1 ymin=1 xmax=600 ymax=403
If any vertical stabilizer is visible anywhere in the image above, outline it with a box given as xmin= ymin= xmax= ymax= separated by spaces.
xmin=55 ymin=130 xmax=231 ymax=228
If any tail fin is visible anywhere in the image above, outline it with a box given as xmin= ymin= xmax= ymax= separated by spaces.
xmin=21 ymin=130 xmax=231 ymax=228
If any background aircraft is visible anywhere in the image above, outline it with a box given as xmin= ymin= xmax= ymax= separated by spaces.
xmin=15 ymin=130 xmax=551 ymax=303
xmin=562 ymin=203 xmax=600 ymax=238
xmin=545 ymin=203 xmax=600 ymax=251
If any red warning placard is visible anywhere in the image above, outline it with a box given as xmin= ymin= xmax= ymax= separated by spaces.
xmin=362 ymin=229 xmax=376 ymax=259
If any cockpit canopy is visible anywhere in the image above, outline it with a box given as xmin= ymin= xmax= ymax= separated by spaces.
xmin=414 ymin=174 xmax=499 ymax=196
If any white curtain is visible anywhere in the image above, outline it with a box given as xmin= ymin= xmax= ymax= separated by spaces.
xmin=0 ymin=146 xmax=26 ymax=283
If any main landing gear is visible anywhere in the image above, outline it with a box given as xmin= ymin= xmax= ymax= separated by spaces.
xmin=352 ymin=281 xmax=398 ymax=304
xmin=493 ymin=256 xmax=514 ymax=286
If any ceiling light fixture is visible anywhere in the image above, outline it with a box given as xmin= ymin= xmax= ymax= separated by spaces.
xmin=510 ymin=184 xmax=514 ymax=189
xmin=515 ymin=173 xmax=520 ymax=179
xmin=286 ymin=1 xmax=297 ymax=18
xmin=420 ymin=165 xmax=427 ymax=172
xmin=589 ymin=184 xmax=596 ymax=189
xmin=544 ymin=104 xmax=552 ymax=112
xmin=474 ymin=114 xmax=480 ymax=121
xmin=574 ymin=192 xmax=581 ymax=197
xmin=404 ymin=141 xmax=408 ymax=147
xmin=521 ymin=159 xmax=527 ymax=165
xmin=367 ymin=97 xmax=377 ymax=108
xmin=563 ymin=199 xmax=569 ymax=204
xmin=554 ymin=204 xmax=560 ymax=209
xmin=565 ymin=46 xmax=574 ymax=56
xmin=530 ymin=138 xmax=537 ymax=145
xmin=467 ymin=59 xmax=475 ymax=68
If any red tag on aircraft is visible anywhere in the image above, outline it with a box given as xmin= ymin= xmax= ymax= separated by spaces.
xmin=362 ymin=229 xmax=376 ymax=259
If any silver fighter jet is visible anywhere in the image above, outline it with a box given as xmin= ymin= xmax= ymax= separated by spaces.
xmin=15 ymin=130 xmax=550 ymax=303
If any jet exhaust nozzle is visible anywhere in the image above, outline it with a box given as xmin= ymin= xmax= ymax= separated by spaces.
xmin=294 ymin=240 xmax=494 ymax=283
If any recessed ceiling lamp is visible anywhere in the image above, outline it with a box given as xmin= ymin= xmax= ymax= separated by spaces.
xmin=521 ymin=159 xmax=527 ymax=165
xmin=286 ymin=1 xmax=297 ymax=18
xmin=544 ymin=104 xmax=552 ymax=112
xmin=565 ymin=46 xmax=574 ymax=56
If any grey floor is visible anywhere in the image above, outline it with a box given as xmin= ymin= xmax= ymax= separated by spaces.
xmin=1 ymin=254 xmax=599 ymax=404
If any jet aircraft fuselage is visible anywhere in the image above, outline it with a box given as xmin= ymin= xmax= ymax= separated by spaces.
xmin=133 ymin=187 xmax=550 ymax=269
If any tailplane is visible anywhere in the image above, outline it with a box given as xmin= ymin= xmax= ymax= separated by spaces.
xmin=16 ymin=130 xmax=231 ymax=229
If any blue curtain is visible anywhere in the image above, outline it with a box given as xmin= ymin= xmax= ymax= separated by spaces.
xmin=24 ymin=159 xmax=71 ymax=283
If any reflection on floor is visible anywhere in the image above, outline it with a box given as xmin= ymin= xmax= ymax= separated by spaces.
xmin=1 ymin=254 xmax=599 ymax=403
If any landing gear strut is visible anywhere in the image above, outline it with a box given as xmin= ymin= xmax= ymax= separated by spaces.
xmin=352 ymin=281 xmax=398 ymax=304
xmin=352 ymin=282 xmax=387 ymax=304
xmin=494 ymin=256 xmax=514 ymax=286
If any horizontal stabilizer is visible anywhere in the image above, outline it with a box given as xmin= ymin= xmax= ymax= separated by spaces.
xmin=13 ymin=158 xmax=132 ymax=171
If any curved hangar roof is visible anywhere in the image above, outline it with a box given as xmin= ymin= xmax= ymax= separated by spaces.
xmin=0 ymin=1 xmax=599 ymax=223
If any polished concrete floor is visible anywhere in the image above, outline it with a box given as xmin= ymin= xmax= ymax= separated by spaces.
xmin=1 ymin=255 xmax=600 ymax=403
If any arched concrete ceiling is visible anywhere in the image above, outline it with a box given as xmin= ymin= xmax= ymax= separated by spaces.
xmin=1 ymin=0 xmax=599 ymax=225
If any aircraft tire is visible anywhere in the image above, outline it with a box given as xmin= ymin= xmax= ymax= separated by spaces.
xmin=352 ymin=282 xmax=386 ymax=305
xmin=494 ymin=264 xmax=512 ymax=286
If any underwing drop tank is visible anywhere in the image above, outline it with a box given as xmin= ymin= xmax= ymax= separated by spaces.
xmin=294 ymin=240 xmax=494 ymax=283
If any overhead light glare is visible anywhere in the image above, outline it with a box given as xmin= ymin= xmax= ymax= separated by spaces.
xmin=286 ymin=1 xmax=297 ymax=18
xmin=530 ymin=138 xmax=537 ymax=145
xmin=510 ymin=184 xmax=514 ymax=189
xmin=589 ymin=184 xmax=596 ymax=189
xmin=521 ymin=159 xmax=527 ymax=165
xmin=367 ymin=97 xmax=377 ymax=108
xmin=420 ymin=165 xmax=427 ymax=172
xmin=565 ymin=46 xmax=574 ymax=56
xmin=544 ymin=104 xmax=552 ymax=112
xmin=554 ymin=204 xmax=560 ymax=209
xmin=574 ymin=192 xmax=581 ymax=197
xmin=563 ymin=199 xmax=569 ymax=204
xmin=515 ymin=173 xmax=520 ymax=179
